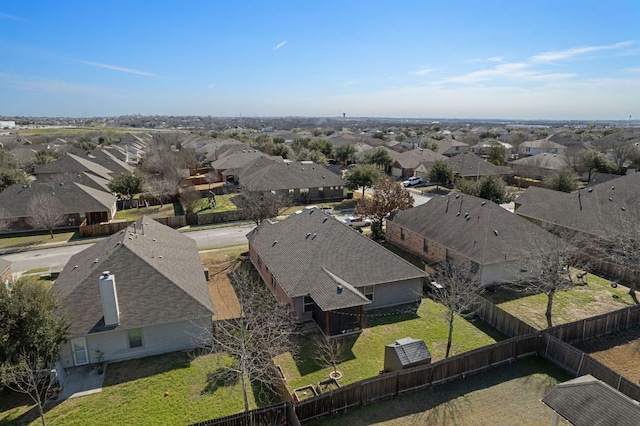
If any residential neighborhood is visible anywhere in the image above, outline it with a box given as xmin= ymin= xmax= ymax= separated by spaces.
xmin=1 ymin=118 xmax=639 ymax=425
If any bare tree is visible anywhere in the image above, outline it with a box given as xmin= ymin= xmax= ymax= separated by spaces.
xmin=27 ymin=193 xmax=65 ymax=238
xmin=510 ymin=227 xmax=585 ymax=327
xmin=232 ymin=189 xmax=291 ymax=225
xmin=199 ymin=266 xmax=296 ymax=411
xmin=311 ymin=335 xmax=348 ymax=379
xmin=430 ymin=260 xmax=484 ymax=358
xmin=145 ymin=176 xmax=178 ymax=207
xmin=179 ymin=186 xmax=202 ymax=214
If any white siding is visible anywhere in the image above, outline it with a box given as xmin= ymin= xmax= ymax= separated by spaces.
xmin=364 ymin=278 xmax=422 ymax=311
xmin=391 ymin=167 xmax=403 ymax=178
xmin=59 ymin=319 xmax=211 ymax=368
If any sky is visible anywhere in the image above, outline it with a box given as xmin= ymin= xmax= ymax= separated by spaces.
xmin=0 ymin=1 xmax=639 ymax=120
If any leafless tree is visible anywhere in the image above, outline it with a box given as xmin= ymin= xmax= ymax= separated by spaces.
xmin=179 ymin=186 xmax=202 ymax=214
xmin=199 ymin=266 xmax=296 ymax=411
xmin=232 ymin=189 xmax=291 ymax=225
xmin=0 ymin=350 xmax=58 ymax=426
xmin=430 ymin=260 xmax=484 ymax=358
xmin=311 ymin=335 xmax=348 ymax=379
xmin=145 ymin=176 xmax=178 ymax=207
xmin=510 ymin=227 xmax=586 ymax=327
xmin=27 ymin=193 xmax=65 ymax=238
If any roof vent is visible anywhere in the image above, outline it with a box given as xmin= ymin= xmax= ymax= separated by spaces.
xmin=322 ymin=217 xmax=328 ymax=223
xmin=456 ymin=212 xmax=460 ymax=217
xmin=337 ymin=285 xmax=343 ymax=293
xmin=621 ymin=206 xmax=626 ymax=211
xmin=588 ymin=188 xmax=593 ymax=192
xmin=272 ymin=240 xmax=278 ymax=246
xmin=455 ymin=194 xmax=460 ymax=199
xmin=102 ymin=271 xmax=110 ymax=278
xmin=94 ymin=258 xmax=99 ymax=263
xmin=609 ymin=197 xmax=613 ymax=202
xmin=611 ymin=186 xmax=615 ymax=190
xmin=312 ymin=233 xmax=317 ymax=239
xmin=494 ymin=230 xmax=499 ymax=236
xmin=306 ymin=233 xmax=311 ymax=239
xmin=481 ymin=201 xmax=486 ymax=206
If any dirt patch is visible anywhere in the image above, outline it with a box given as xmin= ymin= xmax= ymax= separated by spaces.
xmin=575 ymin=327 xmax=640 ymax=384
xmin=200 ymin=251 xmax=242 ymax=320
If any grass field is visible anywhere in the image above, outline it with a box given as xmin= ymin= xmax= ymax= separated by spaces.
xmin=575 ymin=326 xmax=640 ymax=384
xmin=0 ymin=351 xmax=256 ymax=426
xmin=484 ymin=273 xmax=635 ymax=329
xmin=310 ymin=357 xmax=571 ymax=426
xmin=0 ymin=231 xmax=78 ymax=250
xmin=113 ymin=203 xmax=179 ymax=222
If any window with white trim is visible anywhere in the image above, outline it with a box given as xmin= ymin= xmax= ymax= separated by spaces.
xmin=128 ymin=328 xmax=142 ymax=348
xmin=303 ymin=295 xmax=314 ymax=313
xmin=361 ymin=285 xmax=374 ymax=301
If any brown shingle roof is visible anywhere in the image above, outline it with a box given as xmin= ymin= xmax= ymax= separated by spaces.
xmin=53 ymin=216 xmax=214 ymax=335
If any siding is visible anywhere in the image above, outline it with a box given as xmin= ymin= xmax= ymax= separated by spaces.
xmin=59 ymin=319 xmax=211 ymax=368
xmin=364 ymin=278 xmax=422 ymax=310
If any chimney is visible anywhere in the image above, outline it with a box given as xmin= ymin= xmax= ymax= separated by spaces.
xmin=99 ymin=271 xmax=120 ymax=326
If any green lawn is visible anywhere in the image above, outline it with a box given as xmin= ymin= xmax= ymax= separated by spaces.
xmin=275 ymin=298 xmax=500 ymax=391
xmin=484 ymin=273 xmax=636 ymax=329
xmin=0 ymin=231 xmax=78 ymax=250
xmin=113 ymin=203 xmax=179 ymax=222
xmin=0 ymin=351 xmax=256 ymax=426
xmin=195 ymin=194 xmax=238 ymax=214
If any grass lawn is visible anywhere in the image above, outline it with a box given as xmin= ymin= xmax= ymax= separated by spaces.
xmin=275 ymin=298 xmax=501 ymax=391
xmin=113 ymin=203 xmax=179 ymax=222
xmin=194 ymin=194 xmax=238 ymax=214
xmin=484 ymin=273 xmax=636 ymax=329
xmin=0 ymin=351 xmax=257 ymax=426
xmin=0 ymin=231 xmax=78 ymax=250
xmin=310 ymin=357 xmax=571 ymax=426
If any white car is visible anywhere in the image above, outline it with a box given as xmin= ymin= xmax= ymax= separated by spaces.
xmin=402 ymin=176 xmax=423 ymax=187
xmin=342 ymin=216 xmax=372 ymax=227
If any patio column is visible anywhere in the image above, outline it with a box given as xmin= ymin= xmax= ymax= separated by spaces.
xmin=359 ymin=306 xmax=364 ymax=330
xmin=325 ymin=311 xmax=330 ymax=336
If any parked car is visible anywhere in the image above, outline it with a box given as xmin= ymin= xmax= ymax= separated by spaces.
xmin=342 ymin=216 xmax=372 ymax=227
xmin=402 ymin=176 xmax=423 ymax=187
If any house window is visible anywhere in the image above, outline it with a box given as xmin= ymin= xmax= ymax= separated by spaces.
xmin=470 ymin=261 xmax=480 ymax=274
xmin=303 ymin=295 xmax=314 ymax=313
xmin=361 ymin=285 xmax=374 ymax=301
xmin=526 ymin=147 xmax=531 ymax=152
xmin=318 ymin=187 xmax=324 ymax=191
xmin=289 ymin=189 xmax=294 ymax=194
xmin=423 ymin=239 xmax=429 ymax=252
xmin=455 ymin=146 xmax=460 ymax=151
xmin=401 ymin=228 xmax=405 ymax=240
xmin=300 ymin=188 xmax=309 ymax=194
xmin=128 ymin=328 xmax=142 ymax=348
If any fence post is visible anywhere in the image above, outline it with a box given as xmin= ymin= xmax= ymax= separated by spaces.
xmin=576 ymin=352 xmax=585 ymax=376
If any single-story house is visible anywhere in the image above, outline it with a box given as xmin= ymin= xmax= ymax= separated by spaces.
xmin=246 ymin=209 xmax=426 ymax=336
xmin=508 ymin=153 xmax=569 ymax=180
xmin=519 ymin=139 xmax=567 ymax=157
xmin=392 ymin=148 xmax=448 ymax=179
xmin=542 ymin=374 xmax=640 ymax=426
xmin=33 ymin=153 xmax=116 ymax=181
xmin=0 ymin=181 xmax=117 ymax=229
xmin=432 ymin=138 xmax=469 ymax=157
xmin=386 ymin=193 xmax=562 ymax=286
xmin=53 ymin=216 xmax=215 ymax=367
xmin=446 ymin=152 xmax=513 ymax=180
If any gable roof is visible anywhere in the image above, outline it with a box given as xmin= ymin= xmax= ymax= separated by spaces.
xmin=509 ymin=152 xmax=569 ymax=171
xmin=246 ymin=210 xmax=425 ymax=310
xmin=35 ymin=171 xmax=111 ymax=193
xmin=54 ymin=216 xmax=214 ymax=335
xmin=387 ymin=337 xmax=431 ymax=366
xmin=542 ymin=374 xmax=640 ymax=426
xmin=520 ymin=139 xmax=567 ymax=150
xmin=389 ymin=193 xmax=560 ymax=265
xmin=234 ymin=160 xmax=344 ymax=192
xmin=0 ymin=182 xmax=116 ymax=218
xmin=86 ymin=147 xmax=132 ymax=175
xmin=447 ymin=152 xmax=513 ymax=178
xmin=393 ymin=148 xmax=448 ymax=169
xmin=515 ymin=172 xmax=639 ymax=238
xmin=514 ymin=186 xmax=566 ymax=209
xmin=33 ymin=153 xmax=115 ymax=180
xmin=433 ymin=138 xmax=468 ymax=155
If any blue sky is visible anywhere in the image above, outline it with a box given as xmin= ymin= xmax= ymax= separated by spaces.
xmin=1 ymin=1 xmax=639 ymax=119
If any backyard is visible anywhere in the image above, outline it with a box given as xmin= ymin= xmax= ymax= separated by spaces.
xmin=310 ymin=357 xmax=571 ymax=426
xmin=484 ymin=273 xmax=636 ymax=329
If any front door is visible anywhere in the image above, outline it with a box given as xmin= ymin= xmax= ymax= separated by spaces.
xmin=71 ymin=337 xmax=89 ymax=366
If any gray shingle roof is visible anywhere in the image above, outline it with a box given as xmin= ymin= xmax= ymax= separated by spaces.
xmin=447 ymin=152 xmax=513 ymax=178
xmin=36 ymin=171 xmax=111 ymax=193
xmin=516 ymin=173 xmax=639 ymax=237
xmin=389 ymin=193 xmax=560 ymax=265
xmin=520 ymin=139 xmax=567 ymax=150
xmin=86 ymin=148 xmax=132 ymax=175
xmin=514 ymin=186 xmax=566 ymax=208
xmin=237 ymin=160 xmax=344 ymax=192
xmin=246 ymin=210 xmax=425 ymax=310
xmin=388 ymin=337 xmax=431 ymax=366
xmin=53 ymin=216 xmax=214 ymax=335
xmin=509 ymin=152 xmax=569 ymax=170
xmin=392 ymin=148 xmax=448 ymax=169
xmin=542 ymin=374 xmax=640 ymax=426
xmin=33 ymin=153 xmax=115 ymax=180
xmin=0 ymin=182 xmax=116 ymax=218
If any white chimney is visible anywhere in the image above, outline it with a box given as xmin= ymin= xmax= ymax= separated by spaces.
xmin=99 ymin=271 xmax=120 ymax=326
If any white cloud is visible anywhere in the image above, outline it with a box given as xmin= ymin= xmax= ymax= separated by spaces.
xmin=273 ymin=40 xmax=287 ymax=50
xmin=84 ymin=61 xmax=155 ymax=77
xmin=465 ymin=56 xmax=504 ymax=63
xmin=441 ymin=62 xmax=575 ymax=84
xmin=0 ymin=12 xmax=27 ymax=22
xmin=531 ymin=41 xmax=636 ymax=62
xmin=415 ymin=67 xmax=435 ymax=76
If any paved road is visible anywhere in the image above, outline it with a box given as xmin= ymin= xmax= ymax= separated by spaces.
xmin=2 ymin=224 xmax=256 ymax=274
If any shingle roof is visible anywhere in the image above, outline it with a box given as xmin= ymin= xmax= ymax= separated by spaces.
xmin=447 ymin=152 xmax=513 ymax=178
xmin=392 ymin=148 xmax=447 ymax=169
xmin=35 ymin=171 xmax=111 ymax=193
xmin=514 ymin=186 xmax=566 ymax=208
xmin=235 ymin=160 xmax=344 ymax=192
xmin=387 ymin=337 xmax=431 ymax=366
xmin=53 ymin=216 xmax=214 ymax=335
xmin=433 ymin=138 xmax=468 ymax=155
xmin=33 ymin=153 xmax=115 ymax=180
xmin=515 ymin=173 xmax=639 ymax=237
xmin=509 ymin=153 xmax=569 ymax=170
xmin=246 ymin=210 xmax=425 ymax=310
xmin=520 ymin=139 xmax=567 ymax=150
xmin=389 ymin=193 xmax=560 ymax=265
xmin=542 ymin=374 xmax=640 ymax=426
xmin=0 ymin=182 xmax=115 ymax=218
xmin=86 ymin=148 xmax=132 ymax=175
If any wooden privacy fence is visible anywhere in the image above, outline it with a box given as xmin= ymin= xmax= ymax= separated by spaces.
xmin=295 ymin=334 xmax=540 ymax=423
xmin=541 ymin=333 xmax=640 ymax=402
xmin=546 ymin=304 xmax=640 ymax=343
xmin=189 ymin=402 xmax=297 ymax=426
xmin=474 ymin=296 xmax=538 ymax=337
xmin=78 ymin=220 xmax=132 ymax=238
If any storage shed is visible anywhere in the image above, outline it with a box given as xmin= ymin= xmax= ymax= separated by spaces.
xmin=384 ymin=337 xmax=431 ymax=372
